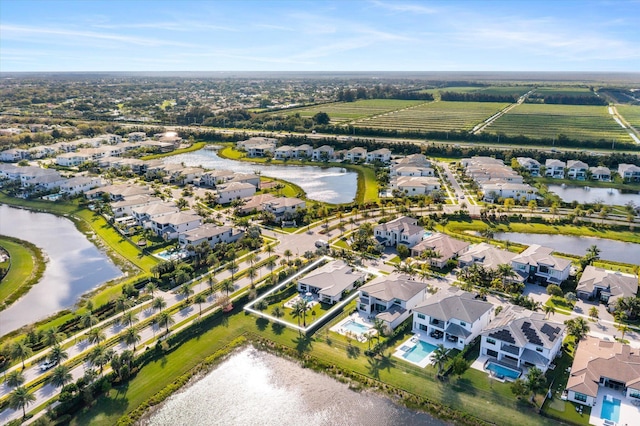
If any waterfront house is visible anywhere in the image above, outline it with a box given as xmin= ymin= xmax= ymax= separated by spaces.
xmin=545 ymin=159 xmax=566 ymax=179
xmin=235 ymin=193 xmax=277 ymax=215
xmin=216 ymin=182 xmax=256 ymax=204
xmin=392 ymin=176 xmax=441 ymax=196
xmin=274 ymin=145 xmax=295 ymax=160
xmin=480 ymin=182 xmax=537 ymax=203
xmin=227 ymin=173 xmax=260 ymax=187
xmin=293 ymin=144 xmax=313 ymax=159
xmin=56 ymin=152 xmax=91 ymax=167
xmin=589 ymin=166 xmax=611 ymax=181
xmin=392 ymin=154 xmax=431 ymax=168
xmin=618 ymin=163 xmax=640 ymax=182
xmin=412 ymin=289 xmax=494 ymax=350
xmin=59 ymin=176 xmax=103 ymax=196
xmin=200 ymin=170 xmax=235 ymax=187
xmin=1 ymin=148 xmax=30 ymax=162
xmin=18 ymin=167 xmax=65 ymax=189
xmin=150 ymin=210 xmax=202 ymax=240
xmin=262 ymin=197 xmax=306 ymax=217
xmin=576 ymin=265 xmax=638 ymax=309
xmin=411 ymin=233 xmax=470 ymax=268
xmin=357 ymin=274 xmax=428 ymax=331
xmin=374 ymin=216 xmax=423 ymax=248
xmin=178 ymin=224 xmax=243 ymax=249
xmin=85 ymin=183 xmax=150 ymax=201
xmin=391 ymin=166 xmax=435 ymax=177
xmin=366 ymin=148 xmax=391 ymax=164
xmin=345 ymin=147 xmax=367 ymax=162
xmin=516 ymin=157 xmax=541 ymax=177
xmin=297 ymin=259 xmax=366 ymax=305
xmin=567 ymin=160 xmax=589 ymax=180
xmin=111 ymin=195 xmax=162 ymax=218
xmin=458 ymin=243 xmax=517 ymax=270
xmin=510 ymin=244 xmax=571 ymax=285
xmin=237 ymin=137 xmax=277 ymax=157
xmin=312 ymin=145 xmax=334 ymax=161
xmin=132 ymin=202 xmax=180 ymax=227
xmin=480 ymin=305 xmax=565 ymax=373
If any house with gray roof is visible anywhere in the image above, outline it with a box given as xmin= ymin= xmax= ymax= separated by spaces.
xmin=411 ymin=233 xmax=470 ymax=268
xmin=545 ymin=159 xmax=566 ymax=178
xmin=576 ymin=265 xmax=638 ymax=310
xmin=178 ymin=224 xmax=243 ymax=249
xmin=458 ymin=243 xmax=516 ymax=271
xmin=374 ymin=216 xmax=423 ymax=248
xmin=132 ymin=202 xmax=180 ymax=226
xmin=297 ymin=260 xmax=366 ymax=305
xmin=357 ymin=274 xmax=428 ymax=330
xmin=567 ymin=160 xmax=589 ymax=180
xmin=589 ymin=166 xmax=611 ymax=182
xmin=510 ymin=244 xmax=571 ymax=285
xmin=480 ymin=305 xmax=565 ymax=373
xmin=413 ymin=289 xmax=494 ymax=350
xmin=150 ymin=210 xmax=202 ymax=240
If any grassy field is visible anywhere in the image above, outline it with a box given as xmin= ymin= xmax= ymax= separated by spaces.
xmin=356 ymin=101 xmax=508 ymax=132
xmin=483 ymin=103 xmax=631 ymax=142
xmin=617 ymin=105 xmax=640 ymax=129
xmin=533 ymin=87 xmax=599 ymax=97
xmin=140 ymin=141 xmax=207 ymax=160
xmin=275 ymin=99 xmax=426 ymax=123
xmin=0 ymin=236 xmax=43 ymax=308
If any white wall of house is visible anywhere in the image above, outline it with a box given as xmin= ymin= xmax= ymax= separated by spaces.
xmin=413 ymin=309 xmax=491 ymax=350
xmin=567 ymin=391 xmax=596 ymax=407
xmin=217 ymin=185 xmax=256 ymax=204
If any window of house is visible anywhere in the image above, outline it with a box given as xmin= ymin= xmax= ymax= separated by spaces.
xmin=460 ymin=321 xmax=466 ymax=327
xmin=417 ymin=313 xmax=425 ymax=320
xmin=536 ymin=347 xmax=543 ymax=353
xmin=486 ymin=338 xmax=496 ymax=345
xmin=574 ymin=393 xmax=587 ymax=402
xmin=487 ymin=349 xmax=498 ymax=358
xmin=630 ymin=390 xmax=640 ymax=399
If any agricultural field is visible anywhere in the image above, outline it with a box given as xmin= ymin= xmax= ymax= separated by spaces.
xmin=483 ymin=103 xmax=632 ymax=142
xmin=616 ymin=105 xmax=640 ymax=129
xmin=275 ymin=99 xmax=426 ymax=123
xmin=532 ymin=86 xmax=597 ymax=97
xmin=355 ymin=101 xmax=508 ymax=132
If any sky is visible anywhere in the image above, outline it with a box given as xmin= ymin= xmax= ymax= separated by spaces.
xmin=1 ymin=0 xmax=639 ymax=72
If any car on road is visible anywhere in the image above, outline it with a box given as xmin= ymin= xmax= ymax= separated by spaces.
xmin=459 ymin=195 xmax=465 ymax=199
xmin=39 ymin=359 xmax=56 ymax=371
xmin=314 ymin=239 xmax=329 ymax=249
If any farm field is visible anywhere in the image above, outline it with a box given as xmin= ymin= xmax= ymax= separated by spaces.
xmin=355 ymin=101 xmax=508 ymax=132
xmin=275 ymin=99 xmax=426 ymax=123
xmin=423 ymin=86 xmax=531 ymax=99
xmin=483 ymin=103 xmax=632 ymax=142
xmin=617 ymin=105 xmax=640 ymax=129
xmin=532 ymin=86 xmax=598 ymax=97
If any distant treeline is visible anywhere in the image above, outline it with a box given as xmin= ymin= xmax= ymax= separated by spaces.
xmin=440 ymin=92 xmax=518 ymax=103
xmin=337 ymin=85 xmax=434 ymax=102
xmin=525 ymin=94 xmax=607 ymax=106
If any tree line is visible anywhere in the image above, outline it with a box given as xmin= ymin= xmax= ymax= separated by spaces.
xmin=440 ymin=91 xmax=519 ymax=103
xmin=525 ymin=94 xmax=607 ymax=106
xmin=336 ymin=85 xmax=434 ymax=102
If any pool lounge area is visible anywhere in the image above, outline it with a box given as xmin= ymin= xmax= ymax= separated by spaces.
xmin=470 ymin=355 xmax=523 ymax=382
xmin=588 ymin=391 xmax=639 ymax=426
xmin=331 ymin=314 xmax=375 ymax=342
xmin=393 ymin=335 xmax=437 ymax=368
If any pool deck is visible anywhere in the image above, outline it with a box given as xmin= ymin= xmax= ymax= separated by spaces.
xmin=330 ymin=313 xmax=375 ymax=342
xmin=471 ymin=355 xmax=524 ymax=383
xmin=588 ymin=389 xmax=640 ymax=426
xmin=392 ymin=334 xmax=434 ymax=368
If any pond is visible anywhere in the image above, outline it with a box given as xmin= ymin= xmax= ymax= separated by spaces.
xmin=141 ymin=347 xmax=443 ymax=426
xmin=548 ymin=184 xmax=640 ymax=206
xmin=494 ymin=232 xmax=640 ymax=265
xmin=162 ymin=148 xmax=358 ymax=204
xmin=0 ymin=204 xmax=122 ymax=336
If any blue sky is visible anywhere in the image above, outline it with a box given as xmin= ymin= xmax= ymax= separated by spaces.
xmin=1 ymin=0 xmax=639 ymax=72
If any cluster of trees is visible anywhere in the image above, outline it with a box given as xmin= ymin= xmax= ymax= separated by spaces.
xmin=440 ymin=91 xmax=519 ymax=103
xmin=336 ymin=85 xmax=434 ymax=102
xmin=526 ymin=93 xmax=607 ymax=106
xmin=456 ymin=263 xmax=524 ymax=294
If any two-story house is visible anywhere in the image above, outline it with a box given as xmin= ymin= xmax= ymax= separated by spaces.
xmin=458 ymin=242 xmax=517 ymax=271
xmin=576 ymin=265 xmax=638 ymax=310
xmin=411 ymin=233 xmax=470 ymax=268
xmin=545 ymin=159 xmax=566 ymax=179
xmin=312 ymin=145 xmax=334 ymax=161
xmin=178 ymin=224 xmax=243 ymax=249
xmin=618 ymin=163 xmax=640 ymax=182
xmin=412 ymin=290 xmax=494 ymax=350
xmin=374 ymin=216 xmax=423 ymax=248
xmin=111 ymin=195 xmax=162 ymax=218
xmin=59 ymin=176 xmax=103 ymax=196
xmin=567 ymin=160 xmax=589 ymax=180
xmin=216 ymin=182 xmax=256 ymax=204
xmin=510 ymin=244 xmax=571 ymax=286
xmin=588 ymin=166 xmax=611 ymax=181
xmin=392 ymin=176 xmax=441 ymax=196
xmin=357 ymin=275 xmax=428 ymax=331
xmin=480 ymin=305 xmax=565 ymax=373
xmin=345 ymin=147 xmax=367 ymax=162
xmin=262 ymin=197 xmax=306 ymax=217
xmin=293 ymin=144 xmax=313 ymax=159
xmin=516 ymin=157 xmax=541 ymax=177
xmin=150 ymin=210 xmax=202 ymax=240
xmin=274 ymin=145 xmax=295 ymax=159
xmin=366 ymin=148 xmax=391 ymax=164
xmin=132 ymin=202 xmax=180 ymax=227
xmin=297 ymin=260 xmax=366 ymax=305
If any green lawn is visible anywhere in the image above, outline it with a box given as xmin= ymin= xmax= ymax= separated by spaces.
xmin=140 ymin=142 xmax=207 ymax=160
xmin=545 ymin=297 xmax=574 ymax=315
xmin=274 ymin=99 xmax=427 ymax=123
xmin=0 ymin=236 xmax=43 ymax=308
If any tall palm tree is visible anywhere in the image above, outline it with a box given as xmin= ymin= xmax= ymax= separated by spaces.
xmin=588 ymin=306 xmax=599 ymax=323
xmin=194 ymin=293 xmax=206 ymax=316
xmin=431 ymin=344 xmax=451 ymax=376
xmin=208 ymin=275 xmax=217 ymax=295
xmin=48 ymin=345 xmax=69 ymax=366
xmin=49 ymin=365 xmax=72 ymax=388
xmin=87 ymin=328 xmax=106 ymax=345
xmin=616 ymin=323 xmax=630 ymax=341
xmin=565 ymin=317 xmax=590 ymax=341
xmin=10 ymin=341 xmax=33 ymax=369
xmin=5 ymin=370 xmax=25 ymax=388
xmin=543 ymin=305 xmax=555 ymax=320
xmin=152 ymin=296 xmax=167 ymax=313
xmin=121 ymin=310 xmax=138 ymax=329
xmin=157 ymin=311 xmax=175 ymax=334
xmin=43 ymin=327 xmax=66 ymax=347
xmin=145 ymin=282 xmax=158 ymax=297
xmin=9 ymin=386 xmax=35 ymax=418
xmin=115 ymin=295 xmax=132 ymax=314
xmin=221 ymin=279 xmax=235 ymax=296
xmin=283 ymin=249 xmax=293 ymax=263
xmin=88 ymin=345 xmax=113 ymax=375
xmin=372 ymin=319 xmax=387 ymax=343
xmin=291 ymin=299 xmax=306 ymax=329
xmin=81 ymin=312 xmax=99 ymax=330
xmin=121 ymin=327 xmax=141 ymax=351
xmin=496 ymin=263 xmax=517 ymax=291
xmin=179 ymin=283 xmax=194 ymax=302
xmin=525 ymin=366 xmax=546 ymax=405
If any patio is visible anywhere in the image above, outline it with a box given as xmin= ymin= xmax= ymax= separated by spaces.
xmin=588 ymin=389 xmax=640 ymax=426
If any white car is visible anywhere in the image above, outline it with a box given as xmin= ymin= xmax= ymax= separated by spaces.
xmin=39 ymin=359 xmax=56 ymax=371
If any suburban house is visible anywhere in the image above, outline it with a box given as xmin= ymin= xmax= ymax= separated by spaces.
xmin=567 ymin=160 xmax=589 ymax=180
xmin=200 ymin=170 xmax=235 ymax=187
xmin=392 ymin=176 xmax=441 ymax=195
xmin=127 ymin=132 xmax=147 ymax=141
xmin=131 ymin=202 xmax=180 ymax=227
xmin=516 ymin=157 xmax=541 ymax=177
xmin=312 ymin=145 xmax=334 ymax=161
xmin=480 ymin=305 xmax=565 ymax=373
xmin=216 ymin=182 xmax=256 ymax=204
xmin=227 ymin=173 xmax=260 ymax=187
xmin=366 ymin=148 xmax=391 ymax=164
xmin=262 ymin=197 xmax=306 ymax=217
xmin=374 ymin=216 xmax=423 ymax=248
xmin=18 ymin=168 xmax=65 ymax=190
xmin=391 ymin=166 xmax=435 ymax=177
xmin=235 ymin=193 xmax=277 ymax=215
xmin=85 ymin=183 xmax=150 ymax=201
xmin=237 ymin=137 xmax=277 ymax=157
xmin=411 ymin=233 xmax=470 ymax=268
xmin=293 ymin=144 xmax=313 ymax=158
xmin=412 ymin=289 xmax=494 ymax=350
xmin=392 ymin=153 xmax=431 ymax=168
xmin=357 ymin=274 xmax=428 ymax=331
xmin=274 ymin=145 xmax=295 ymax=159
xmin=297 ymin=260 xmax=366 ymax=305
xmin=345 ymin=147 xmax=367 ymax=162
xmin=589 ymin=166 xmax=611 ymax=181
xmin=618 ymin=163 xmax=640 ymax=182
xmin=150 ymin=210 xmax=202 ymax=240
xmin=178 ymin=224 xmax=243 ymax=249
xmin=0 ymin=148 xmax=30 ymax=162
xmin=566 ymin=336 xmax=640 ymax=407
xmin=458 ymin=243 xmax=517 ymax=270
xmin=56 ymin=152 xmax=90 ymax=167
xmin=545 ymin=159 xmax=566 ymax=179
xmin=480 ymin=182 xmax=537 ymax=203
xmin=59 ymin=176 xmax=103 ymax=196
xmin=111 ymin=195 xmax=162 ymax=218
xmin=510 ymin=244 xmax=571 ymax=285
xmin=576 ymin=265 xmax=638 ymax=309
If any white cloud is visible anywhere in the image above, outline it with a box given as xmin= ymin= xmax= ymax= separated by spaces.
xmin=370 ymin=0 xmax=437 ymax=14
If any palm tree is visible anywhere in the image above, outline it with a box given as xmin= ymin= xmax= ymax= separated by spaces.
xmin=496 ymin=263 xmax=517 ymax=291
xmin=179 ymin=283 xmax=194 ymax=302
xmin=525 ymin=366 xmax=546 ymax=405
xmin=43 ymin=327 xmax=66 ymax=347
xmin=565 ymin=317 xmax=590 ymax=341
xmin=9 ymin=386 xmax=35 ymax=418
xmin=115 ymin=295 xmax=132 ymax=314
xmin=152 ymin=296 xmax=167 ymax=313
xmin=88 ymin=345 xmax=113 ymax=375
xmin=207 ymin=275 xmax=217 ymax=295
xmin=616 ymin=323 xmax=630 ymax=341
xmin=145 ymin=282 xmax=158 ymax=297
xmin=157 ymin=311 xmax=175 ymax=334
xmin=283 ymin=249 xmax=293 ymax=264
xmin=248 ymin=267 xmax=257 ymax=287
xmin=291 ymin=299 xmax=306 ymax=329
xmin=221 ymin=279 xmax=235 ymax=296
xmin=271 ymin=306 xmax=284 ymax=318
xmin=81 ymin=312 xmax=99 ymax=330
xmin=543 ymin=305 xmax=556 ymax=319
xmin=588 ymin=307 xmax=599 ymax=323
xmin=49 ymin=365 xmax=72 ymax=388
xmin=4 ymin=370 xmax=25 ymax=388
xmin=431 ymin=344 xmax=451 ymax=376
xmin=194 ymin=293 xmax=206 ymax=316
xmin=10 ymin=341 xmax=33 ymax=369
xmin=48 ymin=345 xmax=69 ymax=366
xmin=372 ymin=319 xmax=387 ymax=343
xmin=121 ymin=327 xmax=141 ymax=351
xmin=264 ymin=244 xmax=274 ymax=257
xmin=87 ymin=328 xmax=106 ymax=345
xmin=121 ymin=310 xmax=138 ymax=329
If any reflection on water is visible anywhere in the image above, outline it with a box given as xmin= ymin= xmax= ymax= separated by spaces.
xmin=163 ymin=148 xmax=358 ymax=204
xmin=144 ymin=348 xmax=442 ymax=426
xmin=548 ymin=184 xmax=640 ymax=206
xmin=494 ymin=232 xmax=640 ymax=265
xmin=0 ymin=204 xmax=122 ymax=335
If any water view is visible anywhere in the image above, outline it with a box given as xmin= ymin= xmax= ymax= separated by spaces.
xmin=548 ymin=184 xmax=640 ymax=206
xmin=494 ymin=232 xmax=640 ymax=265
xmin=162 ymin=148 xmax=358 ymax=204
xmin=0 ymin=204 xmax=122 ymax=335
xmin=143 ymin=347 xmax=442 ymax=426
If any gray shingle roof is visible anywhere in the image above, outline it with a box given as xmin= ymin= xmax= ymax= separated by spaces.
xmin=359 ymin=275 xmax=427 ymax=302
xmin=413 ymin=291 xmax=493 ymax=323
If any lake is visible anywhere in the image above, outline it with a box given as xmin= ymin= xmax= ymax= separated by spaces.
xmin=162 ymin=148 xmax=358 ymax=204
xmin=142 ymin=347 xmax=442 ymax=426
xmin=548 ymin=184 xmax=640 ymax=206
xmin=494 ymin=232 xmax=640 ymax=265
xmin=0 ymin=204 xmax=122 ymax=335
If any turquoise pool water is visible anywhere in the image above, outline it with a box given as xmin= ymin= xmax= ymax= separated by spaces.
xmin=155 ymin=249 xmax=187 ymax=260
xmin=302 ymin=294 xmax=314 ymax=303
xmin=402 ymin=341 xmax=437 ymax=364
xmin=601 ymin=397 xmax=621 ymax=423
xmin=486 ymin=362 xmax=521 ymax=379
xmin=342 ymin=320 xmax=371 ymax=336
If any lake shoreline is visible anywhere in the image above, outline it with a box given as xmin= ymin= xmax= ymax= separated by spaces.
xmin=0 ymin=234 xmax=47 ymax=311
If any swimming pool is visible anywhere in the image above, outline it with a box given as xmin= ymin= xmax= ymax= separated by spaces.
xmin=402 ymin=341 xmax=437 ymax=364
xmin=486 ymin=362 xmax=521 ymax=380
xmin=155 ymin=249 xmax=188 ymax=261
xmin=342 ymin=320 xmax=371 ymax=336
xmin=601 ymin=396 xmax=621 ymax=423
xmin=301 ymin=294 xmax=314 ymax=303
